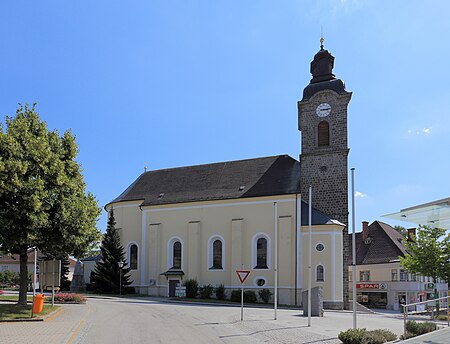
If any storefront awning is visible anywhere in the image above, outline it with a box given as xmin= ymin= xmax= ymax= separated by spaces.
xmin=383 ymin=197 xmax=450 ymax=230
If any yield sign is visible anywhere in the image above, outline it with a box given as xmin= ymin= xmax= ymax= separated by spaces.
xmin=236 ymin=270 xmax=250 ymax=284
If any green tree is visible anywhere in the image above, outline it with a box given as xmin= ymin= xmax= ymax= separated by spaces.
xmin=441 ymin=234 xmax=450 ymax=283
xmin=394 ymin=225 xmax=407 ymax=237
xmin=400 ymin=225 xmax=449 ymax=307
xmin=0 ymin=104 xmax=101 ymax=305
xmin=59 ymin=257 xmax=71 ymax=291
xmin=90 ymin=209 xmax=132 ymax=294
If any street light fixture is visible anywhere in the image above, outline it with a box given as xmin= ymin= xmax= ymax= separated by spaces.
xmin=118 ymin=260 xmax=124 ymax=295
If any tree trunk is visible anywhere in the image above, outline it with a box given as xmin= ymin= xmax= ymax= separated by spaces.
xmin=18 ymin=248 xmax=28 ymax=306
xmin=433 ymin=277 xmax=440 ymax=316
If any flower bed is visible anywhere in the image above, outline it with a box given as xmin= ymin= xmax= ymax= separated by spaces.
xmin=52 ymin=293 xmax=86 ymax=303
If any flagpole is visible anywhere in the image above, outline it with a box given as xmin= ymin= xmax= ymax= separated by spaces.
xmin=308 ymin=186 xmax=312 ymax=327
xmin=351 ymin=168 xmax=357 ymax=329
xmin=241 ymin=264 xmax=244 ymax=321
xmin=33 ymin=248 xmax=37 ymax=298
xmin=274 ymin=202 xmax=278 ymax=320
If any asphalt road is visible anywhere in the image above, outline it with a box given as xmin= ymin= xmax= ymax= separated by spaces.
xmin=72 ymin=298 xmax=255 ymax=344
xmin=69 ymin=297 xmax=387 ymax=344
xmin=1 ymin=296 xmax=448 ymax=343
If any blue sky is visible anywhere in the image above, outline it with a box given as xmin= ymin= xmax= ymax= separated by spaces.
xmin=1 ymin=1 xmax=449 ymax=232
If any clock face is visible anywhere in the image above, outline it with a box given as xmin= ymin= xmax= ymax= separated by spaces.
xmin=316 ymin=103 xmax=331 ymax=117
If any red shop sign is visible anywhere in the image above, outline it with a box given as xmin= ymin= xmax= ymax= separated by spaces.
xmin=356 ymin=283 xmax=380 ymax=289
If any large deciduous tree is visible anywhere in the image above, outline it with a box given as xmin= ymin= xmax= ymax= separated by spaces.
xmin=90 ymin=209 xmax=132 ymax=294
xmin=0 ymin=104 xmax=101 ymax=305
xmin=400 ymin=225 xmax=449 ymax=304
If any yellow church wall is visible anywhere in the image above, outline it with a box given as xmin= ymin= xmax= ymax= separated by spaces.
xmin=107 ymin=201 xmax=143 ymax=284
xmin=143 ymin=195 xmax=296 ymax=294
xmin=107 ymin=195 xmax=344 ymax=306
xmin=300 ymin=225 xmax=343 ymax=304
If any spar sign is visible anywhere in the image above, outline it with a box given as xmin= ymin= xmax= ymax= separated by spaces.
xmin=356 ymin=283 xmax=387 ymax=290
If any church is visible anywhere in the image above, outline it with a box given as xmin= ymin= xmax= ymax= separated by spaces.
xmin=106 ymin=42 xmax=351 ymax=309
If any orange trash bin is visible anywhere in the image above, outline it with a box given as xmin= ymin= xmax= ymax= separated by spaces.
xmin=32 ymin=294 xmax=45 ymax=314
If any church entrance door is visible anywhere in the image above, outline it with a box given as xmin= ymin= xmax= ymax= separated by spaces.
xmin=168 ymin=280 xmax=179 ymax=297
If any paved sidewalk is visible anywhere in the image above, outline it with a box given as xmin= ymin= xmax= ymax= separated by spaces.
xmin=402 ymin=326 xmax=450 ymax=344
xmin=0 ymin=303 xmax=88 ymax=344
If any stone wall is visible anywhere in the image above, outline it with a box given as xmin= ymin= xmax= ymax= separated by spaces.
xmin=298 ymin=89 xmax=352 ymax=310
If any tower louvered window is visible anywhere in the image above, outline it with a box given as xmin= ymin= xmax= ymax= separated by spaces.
xmin=318 ymin=121 xmax=330 ymax=146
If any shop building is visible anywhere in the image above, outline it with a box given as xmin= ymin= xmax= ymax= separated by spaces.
xmin=349 ymin=221 xmax=448 ymax=311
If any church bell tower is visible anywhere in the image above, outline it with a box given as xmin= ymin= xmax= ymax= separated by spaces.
xmin=298 ymin=39 xmax=351 ymax=309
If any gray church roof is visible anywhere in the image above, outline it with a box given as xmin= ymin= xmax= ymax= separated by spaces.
xmin=110 ymin=154 xmax=339 ymax=226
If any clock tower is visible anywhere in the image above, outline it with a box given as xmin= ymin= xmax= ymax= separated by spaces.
xmin=298 ymin=41 xmax=351 ymax=309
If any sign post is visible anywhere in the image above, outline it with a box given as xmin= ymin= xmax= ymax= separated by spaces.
xmin=236 ymin=269 xmax=250 ymax=321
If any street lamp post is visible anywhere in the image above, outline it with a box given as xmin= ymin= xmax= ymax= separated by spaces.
xmin=118 ymin=260 xmax=124 ymax=295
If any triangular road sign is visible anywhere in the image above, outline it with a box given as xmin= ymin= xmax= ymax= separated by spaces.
xmin=236 ymin=270 xmax=250 ymax=284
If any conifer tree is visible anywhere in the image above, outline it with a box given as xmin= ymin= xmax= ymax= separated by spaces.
xmin=60 ymin=257 xmax=71 ymax=291
xmin=90 ymin=209 xmax=132 ymax=294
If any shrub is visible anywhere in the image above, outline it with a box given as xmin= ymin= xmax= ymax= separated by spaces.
xmin=405 ymin=320 xmax=436 ymax=337
xmin=215 ymin=284 xmax=225 ymax=300
xmin=258 ymin=289 xmax=272 ymax=303
xmin=243 ymin=290 xmax=257 ymax=303
xmin=123 ymin=286 xmax=136 ymax=294
xmin=364 ymin=329 xmax=397 ymax=344
xmin=0 ymin=270 xmax=20 ymax=287
xmin=230 ymin=290 xmax=258 ymax=303
xmin=230 ymin=290 xmax=241 ymax=302
xmin=198 ymin=284 xmax=214 ymax=299
xmin=338 ymin=328 xmax=367 ymax=344
xmin=338 ymin=328 xmax=396 ymax=344
xmin=184 ymin=279 xmax=198 ymax=298
xmin=53 ymin=293 xmax=87 ymax=303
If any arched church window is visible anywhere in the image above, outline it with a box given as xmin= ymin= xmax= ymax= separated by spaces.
xmin=316 ymin=265 xmax=324 ymax=281
xmin=212 ymin=239 xmax=223 ymax=269
xmin=173 ymin=241 xmax=182 ymax=269
xmin=318 ymin=121 xmax=330 ymax=146
xmin=130 ymin=244 xmax=138 ymax=270
xmin=255 ymin=237 xmax=268 ymax=269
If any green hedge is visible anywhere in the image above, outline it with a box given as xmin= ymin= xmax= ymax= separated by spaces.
xmin=230 ymin=289 xmax=257 ymax=303
xmin=184 ymin=279 xmax=198 ymax=298
xmin=215 ymin=284 xmax=225 ymax=300
xmin=258 ymin=289 xmax=272 ymax=303
xmin=403 ymin=320 xmax=437 ymax=338
xmin=338 ymin=328 xmax=396 ymax=344
xmin=198 ymin=284 xmax=214 ymax=299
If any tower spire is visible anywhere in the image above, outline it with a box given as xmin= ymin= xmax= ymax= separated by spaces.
xmin=320 ymin=26 xmax=324 ymax=50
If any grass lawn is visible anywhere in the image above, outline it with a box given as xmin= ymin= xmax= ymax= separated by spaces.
xmin=0 ymin=304 xmax=59 ymax=320
xmin=0 ymin=295 xmax=33 ymax=302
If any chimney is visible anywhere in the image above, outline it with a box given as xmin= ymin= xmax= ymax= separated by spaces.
xmin=407 ymin=228 xmax=416 ymax=241
xmin=362 ymin=221 xmax=369 ymax=241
